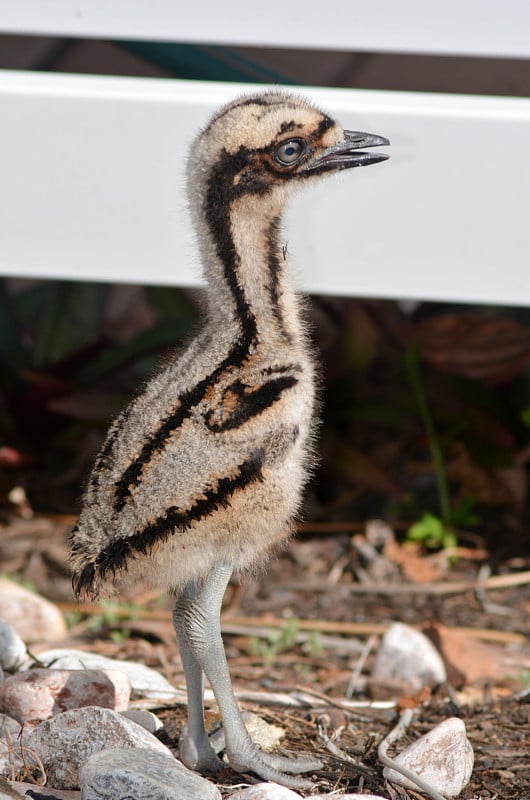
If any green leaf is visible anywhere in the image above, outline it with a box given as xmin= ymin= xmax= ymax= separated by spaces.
xmin=407 ymin=512 xmax=457 ymax=550
xmin=452 ymin=495 xmax=480 ymax=527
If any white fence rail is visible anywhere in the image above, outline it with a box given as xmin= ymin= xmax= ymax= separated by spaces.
xmin=1 ymin=2 xmax=529 ymax=304
xmin=1 ymin=0 xmax=529 ymax=59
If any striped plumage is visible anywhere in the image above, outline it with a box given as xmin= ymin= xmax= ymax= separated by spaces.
xmin=69 ymin=91 xmax=388 ymax=787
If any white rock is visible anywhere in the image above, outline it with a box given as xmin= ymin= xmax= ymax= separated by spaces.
xmin=120 ymin=709 xmax=163 ymax=734
xmin=0 ymin=620 xmax=28 ymax=673
xmin=209 ymin=711 xmax=284 ymax=754
xmin=0 ymin=714 xmax=20 ymax=740
xmin=312 ymin=796 xmax=386 ymax=800
xmin=37 ymin=649 xmax=179 ymax=699
xmin=0 ymin=775 xmax=25 ymax=799
xmin=383 ymin=717 xmax=474 ymax=797
xmin=0 ymin=668 xmax=130 ymax=724
xmin=22 ymin=705 xmax=172 ymax=788
xmin=0 ymin=714 xmax=23 ymax=782
xmin=80 ymin=747 xmax=221 ymax=800
xmin=372 ymin=622 xmax=446 ymax=689
xmin=0 ymin=579 xmax=67 ymax=644
xmin=228 ymin=784 xmax=301 ymax=799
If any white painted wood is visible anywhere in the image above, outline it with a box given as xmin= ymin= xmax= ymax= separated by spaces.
xmin=1 ymin=71 xmax=529 ymax=305
xmin=1 ymin=0 xmax=530 ymax=59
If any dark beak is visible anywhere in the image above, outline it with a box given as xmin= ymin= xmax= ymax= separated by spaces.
xmin=304 ymin=130 xmax=390 ymax=173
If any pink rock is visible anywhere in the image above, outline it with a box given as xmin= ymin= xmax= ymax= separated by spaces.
xmin=383 ymin=717 xmax=474 ymax=797
xmin=0 ymin=668 xmax=130 ymax=724
xmin=0 ymin=579 xmax=67 ymax=644
xmin=21 ymin=706 xmax=172 ymax=789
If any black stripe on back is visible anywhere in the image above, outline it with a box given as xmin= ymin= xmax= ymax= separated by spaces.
xmin=205 ymin=374 xmax=298 ymax=432
xmin=113 ymin=148 xmax=260 ymax=512
xmin=265 ymin=214 xmax=292 ymax=342
xmin=74 ymin=449 xmax=265 ymax=597
xmin=89 ymin=408 xmax=130 ymax=492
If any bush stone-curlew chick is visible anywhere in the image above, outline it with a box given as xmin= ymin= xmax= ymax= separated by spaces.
xmin=69 ymin=91 xmax=389 ymax=788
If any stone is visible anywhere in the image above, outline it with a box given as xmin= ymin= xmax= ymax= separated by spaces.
xmin=312 ymin=796 xmax=386 ymax=800
xmin=228 ymin=784 xmax=301 ymax=799
xmin=80 ymin=747 xmax=221 ymax=800
xmin=0 ymin=716 xmax=23 ymax=784
xmin=120 ymin=709 xmax=163 ymax=733
xmin=371 ymin=622 xmax=446 ymax=690
xmin=0 ymin=669 xmax=130 ymax=724
xmin=0 ymin=776 xmax=24 ymax=799
xmin=0 ymin=716 xmax=20 ymax=741
xmin=383 ymin=717 xmax=474 ymax=797
xmin=37 ymin=649 xmax=178 ymax=700
xmin=21 ymin=705 xmax=172 ymax=789
xmin=0 ymin=620 xmax=28 ymax=673
xmin=0 ymin=580 xmax=67 ymax=644
xmin=209 ymin=711 xmax=285 ymax=754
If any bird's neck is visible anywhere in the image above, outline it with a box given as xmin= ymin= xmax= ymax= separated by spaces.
xmin=200 ymin=192 xmax=304 ymax=350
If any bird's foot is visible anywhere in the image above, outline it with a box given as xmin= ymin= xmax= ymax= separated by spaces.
xmin=227 ymin=743 xmax=323 ymax=789
xmin=179 ymin=725 xmax=223 ymax=775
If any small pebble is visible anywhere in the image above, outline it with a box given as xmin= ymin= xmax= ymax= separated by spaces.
xmin=228 ymin=784 xmax=301 ymax=799
xmin=383 ymin=716 xmax=474 ymax=797
xmin=372 ymin=622 xmax=446 ymax=690
xmin=0 ymin=668 xmax=130 ymax=724
xmin=0 ymin=619 xmax=28 ymax=673
xmin=0 ymin=714 xmax=20 ymax=740
xmin=209 ymin=711 xmax=285 ymax=754
xmin=0 ymin=713 xmax=23 ymax=779
xmin=21 ymin=705 xmax=172 ymax=788
xmin=80 ymin=747 xmax=221 ymax=800
xmin=0 ymin=579 xmax=67 ymax=644
xmin=120 ymin=709 xmax=163 ymax=734
xmin=38 ymin=648 xmax=179 ymax=699
xmin=0 ymin=775 xmax=25 ymax=799
xmin=312 ymin=796 xmax=386 ymax=800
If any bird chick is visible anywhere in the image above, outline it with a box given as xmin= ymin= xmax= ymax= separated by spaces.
xmin=69 ymin=90 xmax=389 ymax=788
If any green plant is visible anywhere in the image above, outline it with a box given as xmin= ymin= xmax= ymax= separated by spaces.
xmin=405 ymin=346 xmax=452 ymax=531
xmin=518 ymin=668 xmax=530 ymax=690
xmin=403 ymin=346 xmax=488 ymax=550
xmin=249 ymin=618 xmax=300 ymax=665
xmin=302 ymin=630 xmax=324 ymax=659
xmin=407 ymin=512 xmax=457 ymax=550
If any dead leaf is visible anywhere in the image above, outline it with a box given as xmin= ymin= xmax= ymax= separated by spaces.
xmin=416 ymin=313 xmax=530 ymax=382
xmin=424 ymin=622 xmax=505 ymax=687
xmin=384 ymin=539 xmax=443 ymax=584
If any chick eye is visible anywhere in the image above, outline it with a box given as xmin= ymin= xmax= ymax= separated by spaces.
xmin=274 ymin=138 xmax=306 ymax=166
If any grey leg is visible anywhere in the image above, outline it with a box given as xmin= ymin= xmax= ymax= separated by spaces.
xmin=178 ymin=562 xmax=322 ymax=789
xmin=173 ymin=582 xmax=223 ymax=774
